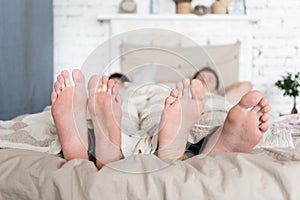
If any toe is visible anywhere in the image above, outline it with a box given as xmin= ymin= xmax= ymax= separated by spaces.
xmin=239 ymin=90 xmax=262 ymax=109
xmin=72 ymin=69 xmax=85 ymax=86
xmin=57 ymin=75 xmax=65 ymax=90
xmin=107 ymin=79 xmax=115 ymax=94
xmin=112 ymin=85 xmax=122 ymax=104
xmin=54 ymin=81 xmax=61 ymax=95
xmin=259 ymin=98 xmax=269 ymax=107
xmin=191 ymin=79 xmax=205 ymax=101
xmin=261 ymin=105 xmax=271 ymax=113
xmin=164 ymin=95 xmax=177 ymax=108
xmin=259 ymin=122 xmax=268 ymax=132
xmin=88 ymin=75 xmax=100 ymax=96
xmin=57 ymin=74 xmax=64 ymax=83
xmin=51 ymin=91 xmax=58 ymax=104
xmin=112 ymin=85 xmax=122 ymax=103
xmin=182 ymin=78 xmax=190 ymax=97
xmin=62 ymin=70 xmax=71 ymax=87
xmin=170 ymin=88 xmax=178 ymax=98
xmin=101 ymin=76 xmax=109 ymax=92
xmin=260 ymin=113 xmax=269 ymax=122
xmin=115 ymin=93 xmax=122 ymax=104
xmin=176 ymin=81 xmax=184 ymax=98
xmin=112 ymin=84 xmax=118 ymax=96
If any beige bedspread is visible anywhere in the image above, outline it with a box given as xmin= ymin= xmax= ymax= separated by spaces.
xmin=0 ymin=136 xmax=299 ymax=199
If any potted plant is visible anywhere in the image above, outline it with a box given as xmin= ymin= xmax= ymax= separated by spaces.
xmin=174 ymin=0 xmax=192 ymax=14
xmin=275 ymin=72 xmax=300 ymax=114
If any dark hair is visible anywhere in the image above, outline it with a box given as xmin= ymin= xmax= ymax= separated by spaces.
xmin=192 ymin=67 xmax=219 ymax=90
xmin=109 ymin=73 xmax=130 ymax=83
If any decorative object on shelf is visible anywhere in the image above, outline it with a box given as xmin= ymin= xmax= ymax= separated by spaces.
xmin=150 ymin=0 xmax=159 ymax=14
xmin=193 ymin=5 xmax=210 ymax=16
xmin=228 ymin=0 xmax=246 ymax=15
xmin=211 ymin=0 xmax=231 ymax=14
xmin=275 ymin=72 xmax=300 ymax=114
xmin=119 ymin=0 xmax=137 ymax=13
xmin=174 ymin=0 xmax=192 ymax=14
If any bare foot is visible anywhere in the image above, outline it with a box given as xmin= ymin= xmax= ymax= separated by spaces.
xmin=202 ymin=90 xmax=271 ymax=153
xmin=88 ymin=75 xmax=122 ymax=169
xmin=51 ymin=69 xmax=88 ymax=160
xmin=158 ymin=78 xmax=205 ymax=160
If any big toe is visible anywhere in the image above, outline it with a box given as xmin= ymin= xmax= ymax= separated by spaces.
xmin=238 ymin=90 xmax=263 ymax=109
xmin=72 ymin=69 xmax=85 ymax=86
xmin=191 ymin=79 xmax=205 ymax=101
xmin=88 ymin=75 xmax=100 ymax=96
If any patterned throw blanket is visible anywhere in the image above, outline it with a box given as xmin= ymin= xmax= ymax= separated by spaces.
xmin=0 ymin=106 xmax=61 ymax=154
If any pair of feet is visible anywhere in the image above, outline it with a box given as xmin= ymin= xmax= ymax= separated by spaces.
xmin=51 ymin=69 xmax=121 ymax=169
xmin=51 ymin=69 xmax=270 ymax=169
xmin=157 ymin=78 xmax=270 ymax=158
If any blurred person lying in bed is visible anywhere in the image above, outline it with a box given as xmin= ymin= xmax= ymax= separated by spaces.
xmin=193 ymin=66 xmax=253 ymax=103
xmin=193 ymin=67 xmax=220 ymax=94
xmin=51 ymin=69 xmax=270 ymax=169
xmin=108 ymin=72 xmax=130 ymax=90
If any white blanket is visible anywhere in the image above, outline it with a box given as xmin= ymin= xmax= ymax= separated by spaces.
xmin=0 ymin=84 xmax=295 ymax=155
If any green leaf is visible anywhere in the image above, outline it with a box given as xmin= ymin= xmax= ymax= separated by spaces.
xmin=275 ymin=71 xmax=300 ymax=97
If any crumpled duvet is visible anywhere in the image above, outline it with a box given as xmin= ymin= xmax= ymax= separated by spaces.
xmin=0 ymin=136 xmax=299 ymax=199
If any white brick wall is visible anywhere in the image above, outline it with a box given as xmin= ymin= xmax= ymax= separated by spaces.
xmin=247 ymin=0 xmax=300 ymax=115
xmin=54 ymin=0 xmax=300 ymax=116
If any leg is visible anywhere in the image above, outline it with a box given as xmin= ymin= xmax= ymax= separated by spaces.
xmin=158 ymin=78 xmax=205 ymax=160
xmin=202 ymin=90 xmax=271 ymax=153
xmin=88 ymin=75 xmax=122 ymax=169
xmin=51 ymin=69 xmax=88 ymax=160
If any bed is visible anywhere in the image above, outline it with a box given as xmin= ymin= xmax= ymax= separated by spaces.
xmin=0 ymin=132 xmax=299 ymax=199
xmin=1 ymin=41 xmax=300 ymax=199
xmin=1 ymin=82 xmax=299 ymax=199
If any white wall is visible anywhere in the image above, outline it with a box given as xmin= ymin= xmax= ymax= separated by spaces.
xmin=53 ymin=0 xmax=300 ymax=115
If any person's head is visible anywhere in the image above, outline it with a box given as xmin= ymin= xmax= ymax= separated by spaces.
xmin=109 ymin=73 xmax=130 ymax=89
xmin=193 ymin=67 xmax=219 ymax=93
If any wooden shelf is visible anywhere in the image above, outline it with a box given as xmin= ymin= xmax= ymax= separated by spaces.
xmin=98 ymin=14 xmax=258 ymax=23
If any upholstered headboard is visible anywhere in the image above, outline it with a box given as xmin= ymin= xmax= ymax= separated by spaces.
xmin=118 ymin=42 xmax=240 ymax=89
